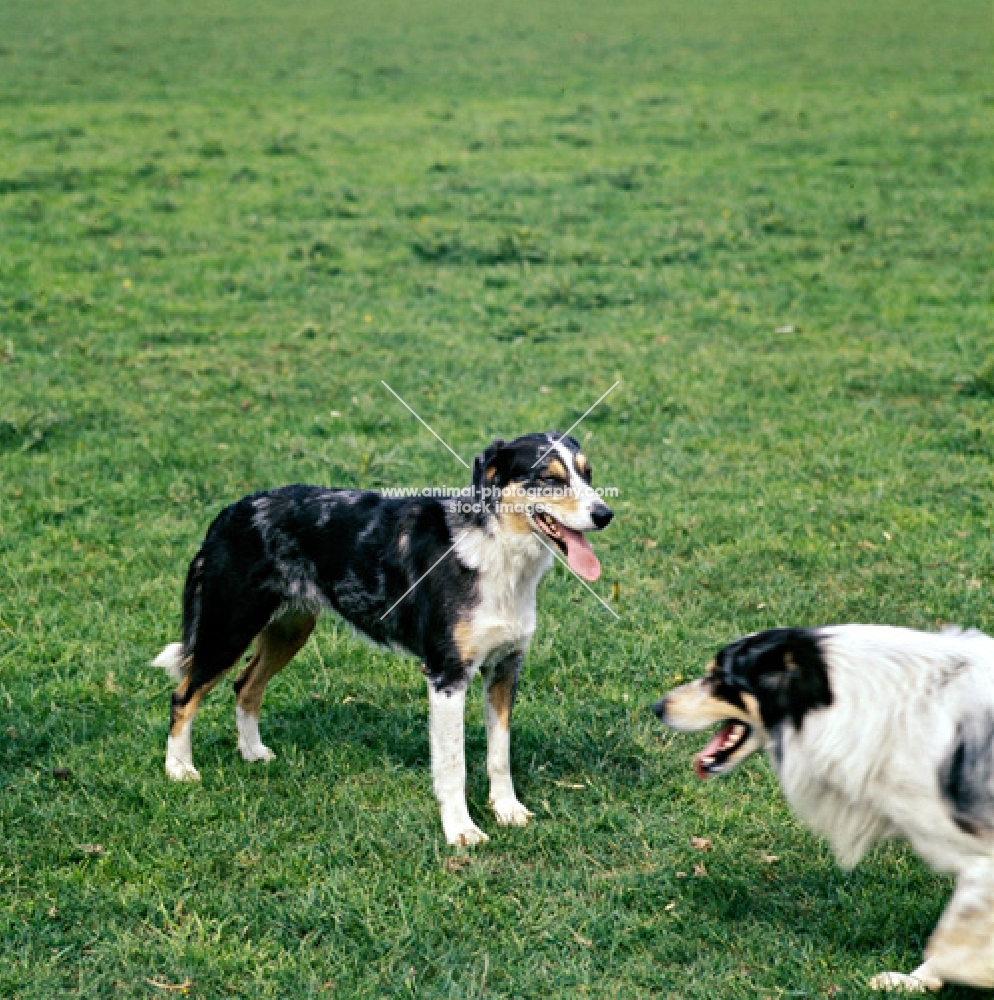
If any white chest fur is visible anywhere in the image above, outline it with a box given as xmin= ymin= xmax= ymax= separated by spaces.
xmin=452 ymin=523 xmax=553 ymax=670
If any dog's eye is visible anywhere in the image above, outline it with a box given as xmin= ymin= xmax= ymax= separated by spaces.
xmin=714 ymin=682 xmax=747 ymax=709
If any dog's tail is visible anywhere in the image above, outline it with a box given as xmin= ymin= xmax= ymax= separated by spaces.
xmin=152 ymin=548 xmax=206 ymax=682
xmin=152 ymin=642 xmax=187 ymax=681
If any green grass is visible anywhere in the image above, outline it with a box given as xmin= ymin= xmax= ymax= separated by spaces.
xmin=1 ymin=1 xmax=992 ymax=996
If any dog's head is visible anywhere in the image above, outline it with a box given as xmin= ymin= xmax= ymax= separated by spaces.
xmin=653 ymin=628 xmax=833 ymax=779
xmin=471 ymin=431 xmax=613 ymax=581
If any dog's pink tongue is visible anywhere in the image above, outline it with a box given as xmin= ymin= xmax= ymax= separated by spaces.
xmin=559 ymin=526 xmax=601 ymax=582
xmin=693 ymin=723 xmax=737 ymax=780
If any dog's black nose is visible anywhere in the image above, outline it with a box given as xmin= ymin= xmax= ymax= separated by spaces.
xmin=591 ymin=504 xmax=613 ymax=529
xmin=652 ymin=697 xmax=667 ymax=720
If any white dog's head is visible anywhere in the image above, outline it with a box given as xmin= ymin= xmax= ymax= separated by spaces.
xmin=654 ymin=628 xmax=834 ymax=778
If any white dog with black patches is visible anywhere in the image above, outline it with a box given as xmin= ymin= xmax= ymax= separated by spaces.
xmin=654 ymin=625 xmax=994 ymax=993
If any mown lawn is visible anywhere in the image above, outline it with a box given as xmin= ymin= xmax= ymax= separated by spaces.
xmin=1 ymin=1 xmax=991 ymax=996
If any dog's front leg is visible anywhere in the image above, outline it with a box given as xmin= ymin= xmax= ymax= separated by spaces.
xmin=427 ymin=680 xmax=488 ymax=846
xmin=483 ymin=652 xmax=533 ymax=827
xmin=869 ymin=858 xmax=994 ymax=992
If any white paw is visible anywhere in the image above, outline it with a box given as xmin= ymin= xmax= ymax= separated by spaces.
xmin=441 ymin=807 xmax=489 ymax=846
xmin=165 ymin=757 xmax=201 ymax=782
xmin=490 ymin=796 xmax=534 ymax=827
xmin=868 ymin=972 xmax=936 ymax=993
xmin=445 ymin=822 xmax=489 ymax=847
xmin=238 ymin=741 xmax=276 ymax=763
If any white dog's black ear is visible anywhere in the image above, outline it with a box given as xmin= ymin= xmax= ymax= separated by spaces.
xmin=722 ymin=629 xmax=833 ymax=730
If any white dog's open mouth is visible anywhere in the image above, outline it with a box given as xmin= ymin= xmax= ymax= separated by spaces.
xmin=694 ymin=721 xmax=752 ymax=779
xmin=533 ymin=509 xmax=601 ymax=582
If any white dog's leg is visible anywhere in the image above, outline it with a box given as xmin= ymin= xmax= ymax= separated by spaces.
xmin=868 ymin=968 xmax=941 ymax=993
xmin=922 ymin=859 xmax=994 ymax=989
xmin=484 ymin=656 xmax=532 ymax=827
xmin=871 ymin=858 xmax=994 ymax=992
xmin=427 ymin=681 xmax=487 ymax=846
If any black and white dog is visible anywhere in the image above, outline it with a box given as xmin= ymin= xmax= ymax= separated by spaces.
xmin=654 ymin=625 xmax=994 ymax=993
xmin=154 ymin=432 xmax=612 ymax=845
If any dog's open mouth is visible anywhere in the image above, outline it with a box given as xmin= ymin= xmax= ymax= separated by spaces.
xmin=533 ymin=509 xmax=601 ymax=582
xmin=694 ymin=721 xmax=752 ymax=779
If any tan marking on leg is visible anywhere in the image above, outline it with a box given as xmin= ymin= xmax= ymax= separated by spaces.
xmin=235 ymin=613 xmax=316 ymax=717
xmin=168 ymin=675 xmax=192 ymax=737
xmin=169 ymin=672 xmax=224 ymax=736
xmin=166 ymin=672 xmax=227 ymax=781
xmin=484 ymin=659 xmax=532 ymax=827
xmin=486 ymin=672 xmax=514 ymax=730
xmin=232 ymin=649 xmax=263 ymax=701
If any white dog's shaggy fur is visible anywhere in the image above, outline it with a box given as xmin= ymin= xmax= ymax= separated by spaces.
xmin=655 ymin=625 xmax=994 ymax=993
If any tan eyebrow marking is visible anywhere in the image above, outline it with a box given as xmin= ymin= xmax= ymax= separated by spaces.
xmin=546 ymin=458 xmax=568 ymax=481
xmin=575 ymin=453 xmax=589 ymax=477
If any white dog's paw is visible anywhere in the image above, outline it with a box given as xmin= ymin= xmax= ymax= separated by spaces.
xmin=490 ymin=796 xmax=534 ymax=827
xmin=165 ymin=757 xmax=201 ymax=782
xmin=868 ymin=972 xmax=939 ymax=993
xmin=238 ymin=741 xmax=276 ymax=763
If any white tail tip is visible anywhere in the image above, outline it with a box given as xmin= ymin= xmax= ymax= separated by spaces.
xmin=152 ymin=642 xmax=186 ymax=682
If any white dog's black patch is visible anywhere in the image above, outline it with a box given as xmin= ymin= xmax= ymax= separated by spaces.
xmin=940 ymin=710 xmax=994 ymax=836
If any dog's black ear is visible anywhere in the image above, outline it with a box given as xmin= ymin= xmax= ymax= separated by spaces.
xmin=722 ymin=629 xmax=833 ymax=730
xmin=472 ymin=438 xmax=510 ymax=509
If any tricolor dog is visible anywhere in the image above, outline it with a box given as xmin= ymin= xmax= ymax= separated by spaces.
xmin=654 ymin=625 xmax=994 ymax=993
xmin=154 ymin=432 xmax=613 ymax=845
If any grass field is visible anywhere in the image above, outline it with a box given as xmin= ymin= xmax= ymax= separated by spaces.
xmin=1 ymin=1 xmax=992 ymax=996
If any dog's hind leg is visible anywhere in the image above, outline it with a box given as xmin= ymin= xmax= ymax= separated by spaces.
xmin=165 ymin=586 xmax=279 ymax=782
xmin=483 ymin=652 xmax=533 ymax=828
xmin=870 ymin=857 xmax=994 ymax=992
xmin=233 ymin=612 xmax=316 ymax=763
xmin=167 ymin=671 xmax=223 ymax=782
xmin=427 ymin=679 xmax=488 ymax=846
